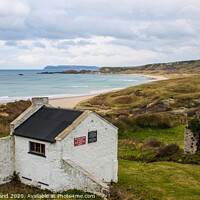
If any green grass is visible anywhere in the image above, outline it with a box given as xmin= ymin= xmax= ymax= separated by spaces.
xmin=118 ymin=139 xmax=155 ymax=161
xmin=0 ymin=133 xmax=9 ymax=138
xmin=118 ymin=125 xmax=200 ymax=164
xmin=121 ymin=125 xmax=185 ymax=148
xmin=115 ymin=159 xmax=200 ymax=200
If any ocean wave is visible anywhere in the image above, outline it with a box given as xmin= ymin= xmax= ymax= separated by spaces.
xmin=123 ymin=79 xmax=137 ymax=82
xmin=0 ymin=88 xmax=123 ymax=103
xmin=71 ymin=86 xmax=89 ymax=88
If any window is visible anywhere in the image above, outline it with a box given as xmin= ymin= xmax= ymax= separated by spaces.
xmin=88 ymin=131 xmax=97 ymax=143
xmin=29 ymin=141 xmax=45 ymax=157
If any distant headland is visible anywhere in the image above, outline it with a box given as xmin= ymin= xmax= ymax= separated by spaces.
xmin=44 ymin=65 xmax=99 ymax=71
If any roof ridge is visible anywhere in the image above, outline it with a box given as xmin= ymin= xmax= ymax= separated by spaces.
xmin=43 ymin=105 xmax=85 ymax=112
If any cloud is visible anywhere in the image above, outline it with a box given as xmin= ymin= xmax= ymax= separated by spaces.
xmin=0 ymin=0 xmax=199 ymax=42
xmin=33 ymin=42 xmax=46 ymax=48
xmin=53 ymin=39 xmax=94 ymax=49
xmin=5 ymin=41 xmax=18 ymax=46
xmin=1 ymin=0 xmax=200 ymax=69
xmin=18 ymin=55 xmax=39 ymax=63
xmin=145 ymin=20 xmax=195 ymax=40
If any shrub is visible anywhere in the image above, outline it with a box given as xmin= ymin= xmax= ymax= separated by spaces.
xmin=156 ymin=144 xmax=180 ymax=157
xmin=134 ymin=114 xmax=171 ymax=129
xmin=109 ymin=186 xmax=134 ymax=200
xmin=112 ymin=108 xmax=130 ymax=116
xmin=112 ymin=116 xmax=142 ymax=134
xmin=0 ymin=124 xmax=10 ymax=134
xmin=90 ymin=96 xmax=110 ymax=106
xmin=188 ymin=118 xmax=200 ymax=138
xmin=0 ymin=100 xmax=31 ymax=137
xmin=143 ymin=138 xmax=164 ymax=148
xmin=64 ymin=70 xmax=78 ymax=74
xmin=114 ymin=96 xmax=136 ymax=104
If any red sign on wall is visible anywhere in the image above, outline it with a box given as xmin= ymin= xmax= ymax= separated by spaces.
xmin=74 ymin=136 xmax=86 ymax=147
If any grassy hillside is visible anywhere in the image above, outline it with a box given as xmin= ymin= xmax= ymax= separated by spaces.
xmin=113 ymin=159 xmax=200 ymax=200
xmin=99 ymin=59 xmax=200 ymax=75
xmin=75 ymin=75 xmax=200 ymax=118
xmin=0 ymin=100 xmax=31 ymax=138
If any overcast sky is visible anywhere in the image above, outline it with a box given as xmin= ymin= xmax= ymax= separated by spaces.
xmin=1 ymin=0 xmax=200 ymax=69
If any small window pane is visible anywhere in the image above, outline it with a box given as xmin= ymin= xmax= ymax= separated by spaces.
xmin=30 ymin=142 xmax=34 ymax=152
xmin=29 ymin=142 xmax=45 ymax=156
xmin=36 ymin=143 xmax=40 ymax=152
xmin=41 ymin=144 xmax=45 ymax=154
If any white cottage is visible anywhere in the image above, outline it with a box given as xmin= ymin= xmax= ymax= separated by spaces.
xmin=8 ymin=97 xmax=118 ymax=197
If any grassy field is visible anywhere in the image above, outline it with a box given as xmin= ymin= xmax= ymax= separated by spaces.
xmin=121 ymin=125 xmax=185 ymax=147
xmin=114 ymin=159 xmax=200 ymax=200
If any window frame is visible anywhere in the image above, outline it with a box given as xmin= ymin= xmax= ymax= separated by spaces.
xmin=29 ymin=141 xmax=46 ymax=157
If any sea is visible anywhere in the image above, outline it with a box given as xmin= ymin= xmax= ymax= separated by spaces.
xmin=0 ymin=70 xmax=153 ymax=103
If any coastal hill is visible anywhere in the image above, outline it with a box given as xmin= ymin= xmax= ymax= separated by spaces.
xmin=43 ymin=59 xmax=200 ymax=75
xmin=44 ymin=65 xmax=99 ymax=71
xmin=99 ymin=59 xmax=200 ymax=75
xmin=75 ymin=75 xmax=200 ymax=118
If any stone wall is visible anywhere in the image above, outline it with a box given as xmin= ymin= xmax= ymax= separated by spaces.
xmin=0 ymin=136 xmax=14 ymax=184
xmin=184 ymin=128 xmax=198 ymax=155
xmin=62 ymin=159 xmax=108 ymax=197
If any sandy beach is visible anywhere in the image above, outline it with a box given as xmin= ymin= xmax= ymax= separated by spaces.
xmin=49 ymin=94 xmax=96 ymax=109
xmin=49 ymin=74 xmax=167 ymax=109
xmin=124 ymin=74 xmax=168 ymax=81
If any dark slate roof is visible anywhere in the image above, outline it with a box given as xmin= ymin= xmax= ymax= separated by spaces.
xmin=13 ymin=106 xmax=84 ymax=143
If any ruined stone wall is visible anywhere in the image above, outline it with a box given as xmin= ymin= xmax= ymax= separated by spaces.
xmin=184 ymin=128 xmax=198 ymax=155
xmin=0 ymin=136 xmax=14 ymax=184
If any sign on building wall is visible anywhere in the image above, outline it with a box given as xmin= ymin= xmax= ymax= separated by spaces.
xmin=88 ymin=131 xmax=97 ymax=143
xmin=74 ymin=136 xmax=86 ymax=146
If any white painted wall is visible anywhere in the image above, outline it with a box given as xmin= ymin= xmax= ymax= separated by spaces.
xmin=61 ymin=112 xmax=118 ymax=183
xmin=0 ymin=136 xmax=14 ymax=184
xmin=14 ymin=136 xmax=62 ymax=191
xmin=14 ymin=135 xmax=109 ymax=196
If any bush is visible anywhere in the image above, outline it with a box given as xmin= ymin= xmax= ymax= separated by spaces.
xmin=188 ymin=118 xmax=200 ymax=138
xmin=134 ymin=114 xmax=172 ymax=129
xmin=109 ymin=186 xmax=134 ymax=200
xmin=0 ymin=100 xmax=31 ymax=137
xmin=143 ymin=138 xmax=164 ymax=148
xmin=113 ymin=120 xmax=141 ymax=134
xmin=64 ymin=70 xmax=78 ymax=74
xmin=114 ymin=96 xmax=136 ymax=104
xmin=90 ymin=96 xmax=110 ymax=106
xmin=156 ymin=144 xmax=180 ymax=157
